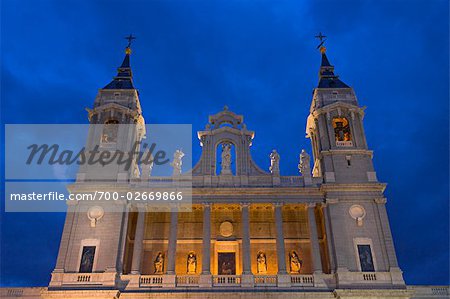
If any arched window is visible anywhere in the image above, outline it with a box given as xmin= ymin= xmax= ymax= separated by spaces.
xmin=218 ymin=121 xmax=233 ymax=128
xmin=101 ymin=119 xmax=119 ymax=143
xmin=332 ymin=117 xmax=352 ymax=146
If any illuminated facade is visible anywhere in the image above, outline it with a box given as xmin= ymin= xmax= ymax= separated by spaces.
xmin=2 ymin=43 xmax=448 ymax=299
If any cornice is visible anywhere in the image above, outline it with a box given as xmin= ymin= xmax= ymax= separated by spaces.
xmin=320 ymin=183 xmax=386 ymax=193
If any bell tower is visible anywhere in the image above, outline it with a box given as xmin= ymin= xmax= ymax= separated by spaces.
xmin=306 ymin=43 xmax=377 ymax=184
xmin=49 ymin=37 xmax=144 ymax=290
xmin=306 ymin=37 xmax=405 ymax=289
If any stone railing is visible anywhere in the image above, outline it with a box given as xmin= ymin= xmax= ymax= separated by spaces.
xmin=0 ymin=287 xmax=45 ymax=298
xmin=280 ymin=176 xmax=303 ymax=187
xmin=213 ymin=275 xmax=241 ymax=286
xmin=253 ymin=275 xmax=277 ymax=286
xmin=290 ymin=274 xmax=314 ymax=287
xmin=431 ymin=287 xmax=449 ymax=296
xmin=76 ymin=274 xmax=92 ymax=282
xmin=6 ymin=288 xmax=23 ymax=296
xmin=336 ymin=141 xmax=353 ymax=147
xmin=140 ymin=275 xmax=164 ymax=287
xmin=408 ymin=285 xmax=450 ymax=297
xmin=176 ymin=275 xmax=200 ymax=287
xmin=52 ymin=272 xmax=117 ymax=286
xmin=362 ymin=273 xmax=377 ymax=281
xmin=336 ymin=271 xmax=396 ymax=285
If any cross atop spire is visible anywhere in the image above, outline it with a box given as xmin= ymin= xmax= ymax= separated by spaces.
xmin=125 ymin=34 xmax=136 ymax=48
xmin=315 ymin=34 xmax=349 ymax=89
xmin=103 ymin=36 xmax=136 ymax=90
xmin=315 ymin=32 xmax=326 ymax=43
xmin=315 ymin=32 xmax=327 ymax=52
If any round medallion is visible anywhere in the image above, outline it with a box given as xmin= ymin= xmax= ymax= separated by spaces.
xmin=219 ymin=221 xmax=234 ymax=237
xmin=349 ymin=205 xmax=366 ymax=220
xmin=87 ymin=206 xmax=104 ymax=227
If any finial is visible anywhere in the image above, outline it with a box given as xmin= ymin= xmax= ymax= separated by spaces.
xmin=315 ymin=32 xmax=327 ymax=53
xmin=223 ymin=105 xmax=229 ymax=111
xmin=124 ymin=34 xmax=136 ymax=54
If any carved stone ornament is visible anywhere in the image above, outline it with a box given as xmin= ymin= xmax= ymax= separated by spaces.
xmin=349 ymin=204 xmax=366 ymax=227
xmin=219 ymin=221 xmax=234 ymax=237
xmin=87 ymin=206 xmax=104 ymax=228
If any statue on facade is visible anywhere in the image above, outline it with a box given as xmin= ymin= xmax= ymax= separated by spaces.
xmin=140 ymin=149 xmax=154 ymax=180
xmin=170 ymin=149 xmax=185 ymax=176
xmin=132 ymin=161 xmax=141 ymax=179
xmin=269 ymin=150 xmax=280 ymax=174
xmin=186 ymin=251 xmax=197 ymax=274
xmin=289 ymin=250 xmax=303 ymax=273
xmin=154 ymin=252 xmax=164 ymax=274
xmin=220 ymin=143 xmax=232 ymax=175
xmin=298 ymin=149 xmax=311 ymax=176
xmin=256 ymin=251 xmax=268 ymax=274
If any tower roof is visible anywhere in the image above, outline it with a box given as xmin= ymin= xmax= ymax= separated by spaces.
xmin=103 ymin=37 xmax=136 ymax=90
xmin=317 ymin=46 xmax=349 ymax=89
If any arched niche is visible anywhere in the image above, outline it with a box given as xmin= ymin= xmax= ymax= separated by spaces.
xmin=192 ymin=107 xmax=268 ymax=177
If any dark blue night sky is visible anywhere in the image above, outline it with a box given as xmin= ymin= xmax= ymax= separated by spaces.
xmin=1 ymin=0 xmax=449 ymax=287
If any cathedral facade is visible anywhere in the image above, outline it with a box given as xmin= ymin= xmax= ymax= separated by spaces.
xmin=2 ymin=42 xmax=448 ymax=299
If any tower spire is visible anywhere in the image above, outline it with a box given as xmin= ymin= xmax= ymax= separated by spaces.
xmin=314 ymin=33 xmax=349 ymax=89
xmin=103 ymin=35 xmax=136 ymax=89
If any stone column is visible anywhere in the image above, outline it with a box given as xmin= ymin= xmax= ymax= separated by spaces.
xmin=241 ymin=203 xmax=251 ymax=274
xmin=241 ymin=203 xmax=253 ymax=287
xmin=274 ymin=203 xmax=287 ymax=274
xmin=375 ymin=198 xmax=398 ymax=268
xmin=202 ymin=204 xmax=211 ymax=274
xmin=131 ymin=209 xmax=146 ymax=274
xmin=166 ymin=207 xmax=178 ymax=274
xmin=54 ymin=207 xmax=76 ymax=272
xmin=307 ymin=204 xmax=323 ymax=273
xmin=326 ymin=198 xmax=349 ymax=272
xmin=325 ymin=112 xmax=335 ymax=149
xmin=375 ymin=198 xmax=405 ymax=286
xmin=321 ymin=204 xmax=336 ymax=272
xmin=163 ymin=206 xmax=178 ymax=287
xmin=274 ymin=202 xmax=290 ymax=287
xmin=200 ymin=203 xmax=212 ymax=287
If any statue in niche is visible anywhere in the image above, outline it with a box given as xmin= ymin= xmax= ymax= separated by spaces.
xmin=298 ymin=149 xmax=311 ymax=176
xmin=357 ymin=245 xmax=375 ymax=272
xmin=220 ymin=261 xmax=233 ymax=275
xmin=79 ymin=246 xmax=96 ymax=273
xmin=269 ymin=150 xmax=280 ymax=174
xmin=332 ymin=117 xmax=352 ymax=142
xmin=154 ymin=252 xmax=164 ymax=274
xmin=220 ymin=143 xmax=232 ymax=175
xmin=170 ymin=149 xmax=185 ymax=176
xmin=256 ymin=251 xmax=268 ymax=274
xmin=289 ymin=250 xmax=303 ymax=273
xmin=101 ymin=119 xmax=119 ymax=143
xmin=186 ymin=251 xmax=197 ymax=274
